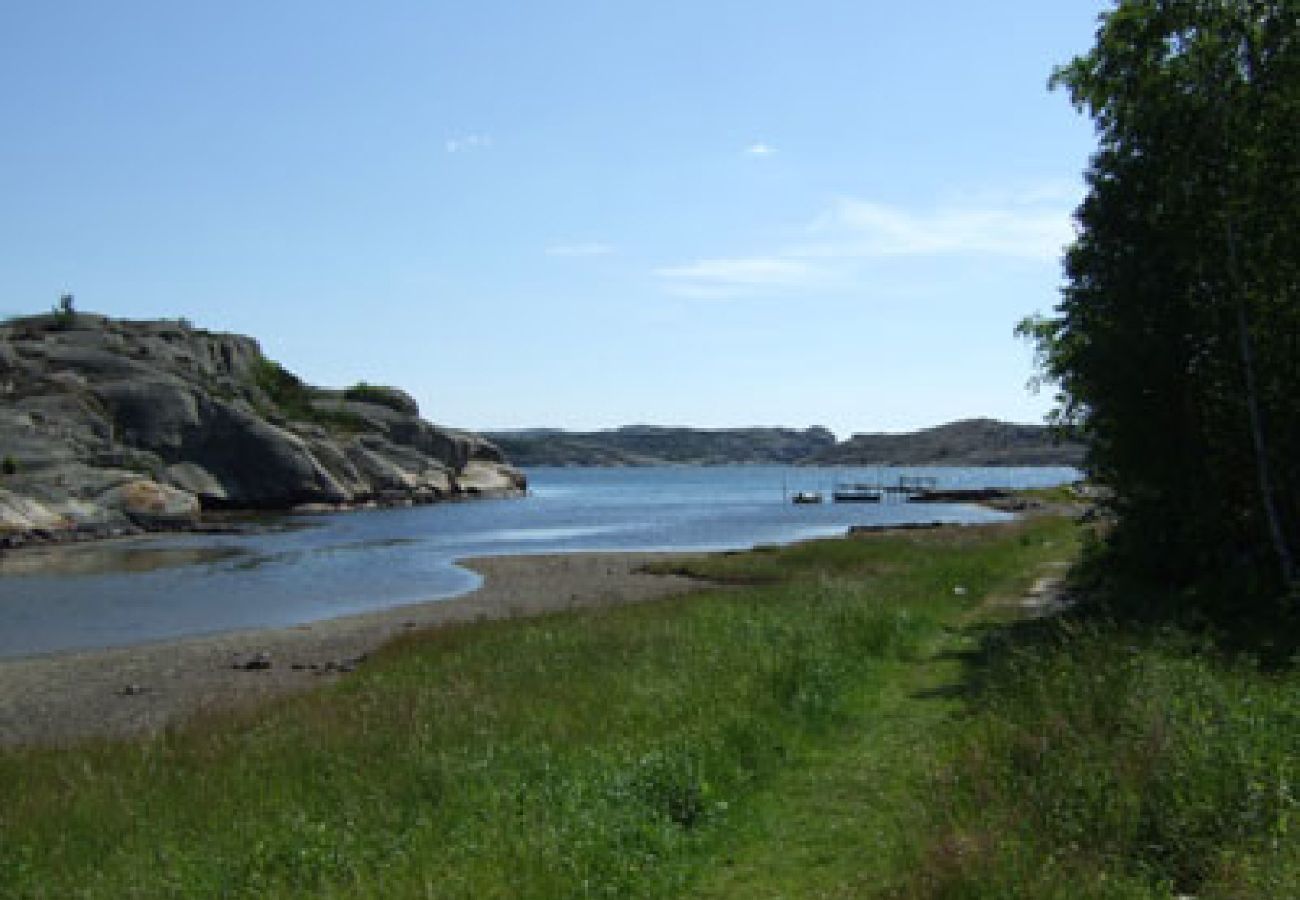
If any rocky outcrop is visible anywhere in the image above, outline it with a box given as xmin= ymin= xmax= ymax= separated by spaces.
xmin=0 ymin=312 xmax=524 ymax=545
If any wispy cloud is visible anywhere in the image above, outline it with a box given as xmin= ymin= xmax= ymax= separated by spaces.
xmin=545 ymin=242 xmax=615 ymax=258
xmin=656 ymin=256 xmax=824 ymax=300
xmin=792 ymin=196 xmax=1074 ymax=261
xmin=656 ymin=188 xmax=1077 ymax=300
xmin=745 ymin=142 xmax=777 ymax=156
xmin=445 ymin=133 xmax=493 ymax=153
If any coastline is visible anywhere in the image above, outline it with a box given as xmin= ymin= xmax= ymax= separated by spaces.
xmin=0 ymin=485 xmax=526 ymax=552
xmin=0 ymin=551 xmax=698 ymax=747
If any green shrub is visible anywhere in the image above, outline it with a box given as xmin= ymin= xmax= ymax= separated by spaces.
xmin=342 ymin=382 xmax=416 ymax=415
xmin=50 ymin=293 xmax=75 ymax=329
xmin=0 ymin=455 xmax=16 ymax=476
xmin=250 ymin=357 xmax=366 ymax=433
xmin=250 ymin=358 xmax=307 ymax=410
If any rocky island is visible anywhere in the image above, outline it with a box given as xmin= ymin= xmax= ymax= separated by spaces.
xmin=0 ymin=310 xmax=524 ymax=546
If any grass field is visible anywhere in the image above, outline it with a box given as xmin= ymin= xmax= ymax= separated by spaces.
xmin=2 ymin=516 xmax=1295 ymax=897
xmin=900 ymin=615 xmax=1300 ymax=898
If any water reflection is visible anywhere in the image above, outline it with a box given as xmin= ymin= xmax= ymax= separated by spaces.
xmin=0 ymin=544 xmax=247 ymax=577
xmin=226 ymin=536 xmax=425 ymax=572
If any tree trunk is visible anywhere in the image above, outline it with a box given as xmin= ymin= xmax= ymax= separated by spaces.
xmin=1223 ymin=216 xmax=1297 ymax=588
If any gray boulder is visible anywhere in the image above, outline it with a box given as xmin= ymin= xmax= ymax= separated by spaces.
xmin=93 ymin=378 xmax=199 ymax=452
xmin=0 ymin=488 xmax=66 ymax=533
xmin=456 ymin=461 xmax=528 ymax=497
xmin=183 ymin=399 xmax=352 ymax=507
xmin=164 ymin=462 xmax=229 ymax=504
xmin=0 ymin=311 xmax=525 ymax=537
xmin=98 ymin=480 xmax=200 ymax=528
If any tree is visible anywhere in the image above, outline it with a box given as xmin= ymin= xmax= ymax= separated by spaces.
xmin=1028 ymin=0 xmax=1299 ymax=600
xmin=52 ymin=293 xmax=76 ymax=327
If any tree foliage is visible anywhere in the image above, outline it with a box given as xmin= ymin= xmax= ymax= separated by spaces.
xmin=1028 ymin=0 xmax=1300 ymax=601
xmin=51 ymin=293 xmax=76 ymax=328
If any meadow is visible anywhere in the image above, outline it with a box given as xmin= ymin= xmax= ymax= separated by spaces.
xmin=2 ymin=515 xmax=1294 ymax=897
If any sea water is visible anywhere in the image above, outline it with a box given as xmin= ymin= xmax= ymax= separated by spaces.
xmin=0 ymin=465 xmax=1078 ymax=658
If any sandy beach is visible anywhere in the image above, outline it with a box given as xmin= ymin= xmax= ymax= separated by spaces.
xmin=0 ymin=552 xmax=699 ymax=746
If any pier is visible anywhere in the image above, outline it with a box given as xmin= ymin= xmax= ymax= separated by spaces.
xmin=787 ymin=475 xmax=1013 ymax=506
xmin=830 ymin=475 xmax=939 ymax=503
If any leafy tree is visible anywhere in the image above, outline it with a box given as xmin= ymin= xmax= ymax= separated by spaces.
xmin=1026 ymin=0 xmax=1299 ymax=600
xmin=52 ymin=293 xmax=76 ymax=328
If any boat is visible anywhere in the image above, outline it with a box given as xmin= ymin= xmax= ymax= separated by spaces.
xmin=896 ymin=475 xmax=939 ymax=502
xmin=791 ymin=490 xmax=823 ymax=505
xmin=831 ymin=482 xmax=883 ymax=503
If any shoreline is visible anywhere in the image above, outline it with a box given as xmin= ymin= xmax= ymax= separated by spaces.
xmin=0 ymin=499 xmax=1077 ymax=747
xmin=0 ymin=551 xmax=700 ymax=747
xmin=0 ymin=487 xmax=526 ymax=552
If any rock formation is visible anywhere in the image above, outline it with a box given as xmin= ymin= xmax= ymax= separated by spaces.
xmin=0 ymin=311 xmax=524 ymax=545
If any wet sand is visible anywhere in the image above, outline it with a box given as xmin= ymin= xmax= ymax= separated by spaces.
xmin=0 ymin=552 xmax=699 ymax=746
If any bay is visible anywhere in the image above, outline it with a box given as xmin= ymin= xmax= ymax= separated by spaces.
xmin=0 ymin=465 xmax=1078 ymax=658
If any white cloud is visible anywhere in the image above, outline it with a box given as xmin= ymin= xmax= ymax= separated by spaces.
xmin=794 ymin=196 xmax=1074 ymax=261
xmin=445 ymin=133 xmax=493 ymax=153
xmin=656 ymin=256 xmax=827 ymax=300
xmin=545 ymin=242 xmax=614 ymax=258
xmin=656 ymin=187 xmax=1077 ymax=300
xmin=745 ymin=142 xmax=777 ymax=156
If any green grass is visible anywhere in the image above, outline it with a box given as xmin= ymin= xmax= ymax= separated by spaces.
xmin=0 ymin=520 xmax=1074 ymax=898
xmin=1014 ymin=484 xmax=1084 ymax=504
xmin=4 ymin=516 xmax=1292 ymax=898
xmin=898 ymin=619 xmax=1300 ymax=899
xmin=250 ymin=357 xmax=367 ymax=434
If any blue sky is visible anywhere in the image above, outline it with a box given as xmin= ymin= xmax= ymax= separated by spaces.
xmin=0 ymin=1 xmax=1105 ymax=436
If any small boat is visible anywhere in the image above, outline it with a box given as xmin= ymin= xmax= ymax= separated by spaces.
xmin=791 ymin=490 xmax=823 ymax=505
xmin=832 ymin=482 xmax=883 ymax=503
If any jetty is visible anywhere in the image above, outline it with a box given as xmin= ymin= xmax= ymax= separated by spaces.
xmin=790 ymin=474 xmax=1016 ymax=507
xmin=831 ymin=475 xmax=939 ymax=504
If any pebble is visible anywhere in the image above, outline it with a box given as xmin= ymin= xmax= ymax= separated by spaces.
xmin=313 ymin=655 xmax=367 ymax=675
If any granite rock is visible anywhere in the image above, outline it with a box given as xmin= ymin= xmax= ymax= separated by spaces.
xmin=0 ymin=311 xmax=525 ymax=540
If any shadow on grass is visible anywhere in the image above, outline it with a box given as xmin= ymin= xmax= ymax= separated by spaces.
xmin=908 ymin=682 xmax=969 ymax=702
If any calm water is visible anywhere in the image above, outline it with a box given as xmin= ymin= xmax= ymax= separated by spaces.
xmin=0 ymin=465 xmax=1078 ymax=658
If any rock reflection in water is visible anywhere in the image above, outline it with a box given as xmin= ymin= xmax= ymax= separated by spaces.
xmin=227 ymin=537 xmax=423 ymax=572
xmin=0 ymin=544 xmax=246 ymax=577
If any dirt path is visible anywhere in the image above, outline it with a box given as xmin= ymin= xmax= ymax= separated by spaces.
xmin=0 ymin=552 xmax=697 ymax=746
xmin=1015 ymin=560 xmax=1075 ymax=617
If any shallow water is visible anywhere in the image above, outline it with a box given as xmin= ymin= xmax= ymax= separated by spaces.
xmin=0 ymin=465 xmax=1078 ymax=658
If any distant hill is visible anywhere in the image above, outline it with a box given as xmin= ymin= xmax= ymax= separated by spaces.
xmin=484 ymin=426 xmax=838 ymax=467
xmin=485 ymin=419 xmax=1082 ymax=467
xmin=810 ymin=418 xmax=1084 ymax=467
